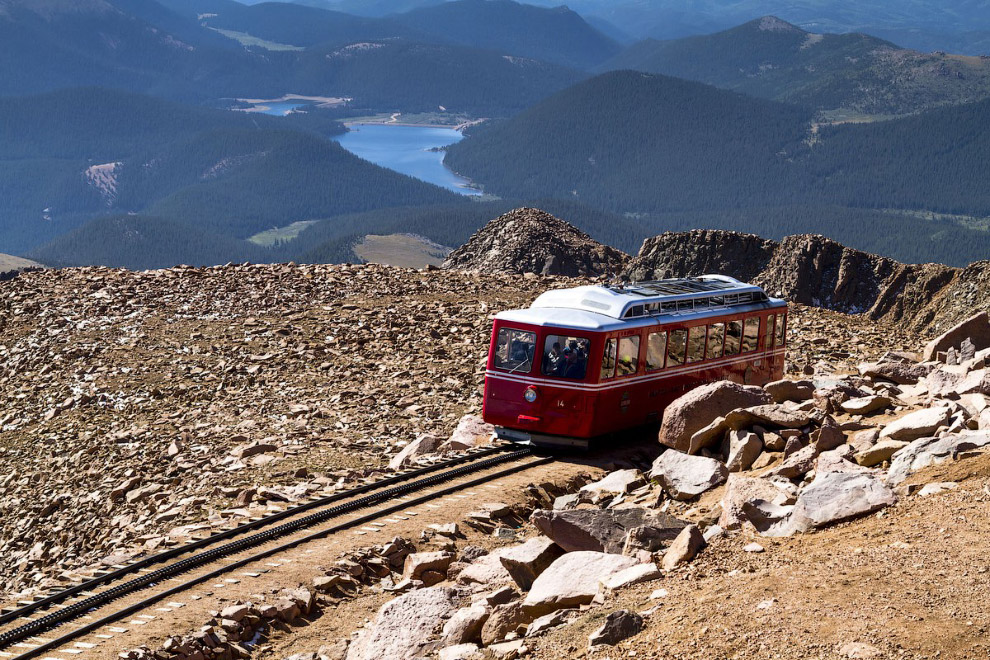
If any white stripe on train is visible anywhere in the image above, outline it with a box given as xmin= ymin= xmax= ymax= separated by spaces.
xmin=485 ymin=347 xmax=787 ymax=392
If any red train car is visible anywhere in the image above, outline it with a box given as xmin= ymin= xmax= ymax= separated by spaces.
xmin=483 ymin=275 xmax=787 ymax=448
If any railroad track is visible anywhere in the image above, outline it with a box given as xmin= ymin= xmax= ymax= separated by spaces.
xmin=0 ymin=444 xmax=550 ymax=660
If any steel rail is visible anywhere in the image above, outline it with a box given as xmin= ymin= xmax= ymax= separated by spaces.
xmin=1 ymin=448 xmax=541 ymax=657
xmin=0 ymin=444 xmax=510 ymax=629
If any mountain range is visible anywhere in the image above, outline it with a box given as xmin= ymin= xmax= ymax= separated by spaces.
xmin=445 ymin=69 xmax=990 ymax=266
xmin=601 ymin=16 xmax=990 ymax=117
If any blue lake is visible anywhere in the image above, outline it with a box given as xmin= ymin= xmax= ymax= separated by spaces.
xmin=334 ymin=124 xmax=480 ymax=196
xmin=252 ymin=101 xmax=305 ymax=116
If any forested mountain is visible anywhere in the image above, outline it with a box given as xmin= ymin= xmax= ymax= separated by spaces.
xmin=291 ymin=40 xmax=583 ymax=115
xmin=0 ymin=0 xmax=256 ymax=97
xmin=601 ymin=17 xmax=990 ymax=116
xmin=0 ymin=0 xmax=583 ymax=114
xmin=0 ymin=87 xmax=459 ymax=256
xmin=30 ymin=215 xmax=272 ymax=270
xmin=444 ymin=70 xmax=990 ymax=265
xmin=444 ymin=71 xmax=812 ymax=212
xmin=395 ymin=0 xmax=620 ymax=70
xmin=180 ymin=1 xmax=429 ymax=48
xmin=514 ymin=0 xmax=990 ymax=54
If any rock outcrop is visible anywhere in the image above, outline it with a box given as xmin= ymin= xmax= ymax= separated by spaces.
xmin=442 ymin=207 xmax=628 ymax=277
xmin=624 ymin=230 xmax=987 ymax=334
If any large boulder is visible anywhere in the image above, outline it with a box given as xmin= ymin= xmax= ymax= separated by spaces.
xmin=440 ymin=604 xmax=490 ymax=646
xmin=860 ymin=362 xmax=934 ymax=385
xmin=887 ymin=430 xmax=990 ymax=483
xmin=789 ymin=470 xmax=896 ymax=533
xmin=661 ymin=524 xmax=706 ymax=570
xmin=854 ymin=439 xmax=909 ymax=467
xmin=441 ymin=414 xmax=494 ymax=451
xmin=923 ymin=311 xmax=990 ymax=362
xmin=650 ymin=450 xmax=728 ymax=500
xmin=658 ymin=381 xmax=771 ymax=453
xmin=345 ymin=587 xmax=458 ymax=660
xmin=588 ymin=610 xmax=644 ymax=647
xmin=764 ymin=379 xmax=815 ymax=403
xmin=456 ymin=550 xmax=514 ymax=587
xmin=879 ymin=407 xmax=951 ymax=441
xmin=480 ymin=603 xmax=532 ymax=646
xmin=530 ymin=507 xmax=686 ymax=554
xmin=579 ymin=469 xmax=645 ymax=503
xmin=498 ymin=537 xmax=565 ymax=591
xmin=718 ymin=475 xmax=795 ymax=530
xmin=723 ymin=430 xmax=763 ymax=472
xmin=389 ymin=434 xmax=442 ymax=470
xmin=522 ymin=552 xmax=639 ymax=616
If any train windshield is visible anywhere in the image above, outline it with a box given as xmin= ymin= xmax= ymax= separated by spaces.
xmin=493 ymin=327 xmax=536 ymax=373
xmin=542 ymin=333 xmax=590 ymax=380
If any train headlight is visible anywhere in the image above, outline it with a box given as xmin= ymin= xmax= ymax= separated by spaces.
xmin=524 ymin=386 xmax=538 ymax=403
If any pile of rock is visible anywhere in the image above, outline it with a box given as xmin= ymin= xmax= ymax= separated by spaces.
xmin=122 ymin=587 xmax=318 ymax=660
xmin=442 ymin=208 xmax=628 ymax=277
xmin=645 ymin=312 xmax=990 ymax=539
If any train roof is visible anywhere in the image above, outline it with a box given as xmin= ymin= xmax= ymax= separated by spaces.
xmin=494 ymin=275 xmax=786 ymax=332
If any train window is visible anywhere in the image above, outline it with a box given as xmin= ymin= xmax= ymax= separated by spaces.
xmin=601 ymin=339 xmax=617 ymax=380
xmin=646 ymin=332 xmax=667 ymax=371
xmin=668 ymin=329 xmax=687 ymax=366
xmin=707 ymin=323 xmax=725 ymax=359
xmin=542 ymin=334 xmax=590 ymax=380
xmin=767 ymin=314 xmax=776 ymax=345
xmin=617 ymin=336 xmax=640 ymax=376
xmin=725 ymin=320 xmax=742 ymax=355
xmin=742 ymin=317 xmax=760 ymax=352
xmin=776 ymin=314 xmax=786 ymax=346
xmin=686 ymin=326 xmax=706 ymax=363
xmin=494 ymin=328 xmax=535 ymax=373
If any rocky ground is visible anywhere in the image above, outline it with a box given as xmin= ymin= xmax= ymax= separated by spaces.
xmin=2 ymin=249 xmax=983 ymax=660
xmin=163 ymin=310 xmax=990 ymax=660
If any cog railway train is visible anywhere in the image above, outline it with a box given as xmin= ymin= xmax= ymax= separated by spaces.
xmin=482 ymin=275 xmax=787 ymax=448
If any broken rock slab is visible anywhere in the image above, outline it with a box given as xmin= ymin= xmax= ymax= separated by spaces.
xmin=441 ymin=414 xmax=495 ymax=452
xmin=661 ymin=524 xmax=706 ymax=570
xmin=498 ymin=536 xmax=564 ymax=591
xmin=923 ymin=311 xmax=990 ymax=362
xmin=764 ymin=379 xmax=815 ymax=403
xmin=579 ymin=469 xmax=645 ymax=503
xmin=718 ymin=474 xmax=796 ymax=530
xmin=723 ymin=430 xmax=763 ymax=472
xmin=345 ymin=587 xmax=458 ymax=660
xmin=854 ymin=439 xmax=909 ymax=467
xmin=658 ymin=381 xmax=771 ymax=453
xmin=588 ymin=610 xmax=644 ymax=647
xmin=887 ymin=430 xmax=990 ymax=484
xmin=650 ymin=450 xmax=728 ymax=500
xmin=522 ymin=552 xmax=639 ymax=616
xmin=530 ymin=507 xmax=686 ymax=554
xmin=879 ymin=407 xmax=952 ymax=441
xmin=789 ymin=470 xmax=896 ymax=533
xmin=388 ymin=434 xmax=443 ymax=470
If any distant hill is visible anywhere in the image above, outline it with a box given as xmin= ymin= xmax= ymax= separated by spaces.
xmin=29 ymin=215 xmax=270 ymax=270
xmin=1 ymin=88 xmax=461 ymax=259
xmin=444 ymin=71 xmax=811 ymax=212
xmin=186 ymin=1 xmax=428 ymax=48
xmin=0 ymin=0 xmax=264 ymax=98
xmin=444 ymin=70 xmax=990 ymax=266
xmin=517 ymin=0 xmax=990 ymax=55
xmin=601 ymin=17 xmax=990 ymax=116
xmin=292 ymin=39 xmax=585 ymax=115
xmin=0 ymin=0 xmax=582 ymax=115
xmin=395 ymin=0 xmax=621 ymax=69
